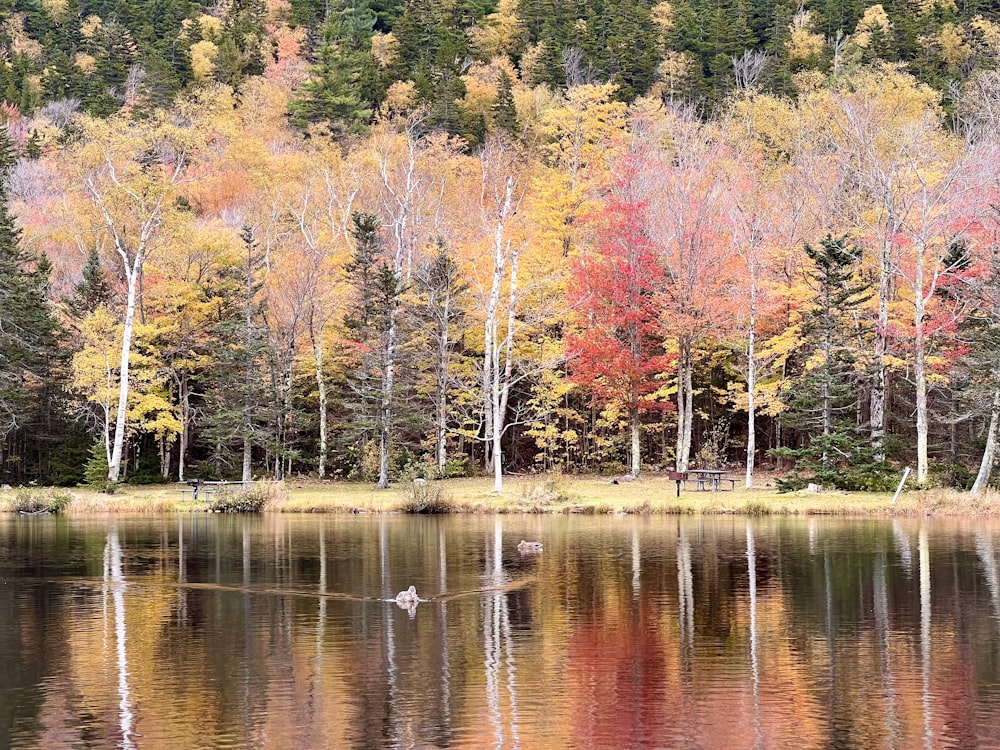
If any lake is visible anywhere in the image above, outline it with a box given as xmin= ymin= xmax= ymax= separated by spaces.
xmin=2 ymin=513 xmax=1000 ymax=749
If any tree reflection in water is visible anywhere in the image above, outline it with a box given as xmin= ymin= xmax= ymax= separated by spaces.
xmin=3 ymin=515 xmax=1000 ymax=749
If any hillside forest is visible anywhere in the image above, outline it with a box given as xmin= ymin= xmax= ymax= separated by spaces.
xmin=3 ymin=0 xmax=1000 ymax=493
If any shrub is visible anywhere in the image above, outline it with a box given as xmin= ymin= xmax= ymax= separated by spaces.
xmin=399 ymin=480 xmax=455 ymax=513
xmin=771 ymin=431 xmax=897 ymax=493
xmin=207 ymin=484 xmax=271 ymax=513
xmin=743 ymin=499 xmax=770 ymax=516
xmin=11 ymin=489 xmax=73 ymax=514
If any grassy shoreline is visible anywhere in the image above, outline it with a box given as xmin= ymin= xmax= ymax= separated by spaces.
xmin=3 ymin=474 xmax=1000 ymax=516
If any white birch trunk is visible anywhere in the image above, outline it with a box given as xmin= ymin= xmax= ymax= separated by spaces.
xmin=871 ymin=240 xmax=891 ymax=460
xmin=630 ymin=406 xmax=641 ymax=477
xmin=972 ymin=388 xmax=1000 ymax=495
xmin=311 ymin=324 xmax=328 ymax=479
xmin=177 ymin=375 xmax=190 ymax=482
xmin=914 ymin=242 xmax=928 ymax=485
xmin=914 ymin=323 xmax=929 ymax=486
xmin=484 ymin=176 xmax=515 ymax=492
xmin=436 ymin=293 xmax=451 ymax=475
xmin=745 ymin=303 xmax=756 ymax=489
xmin=675 ymin=341 xmax=694 ymax=472
xmin=378 ymin=302 xmax=399 ymax=489
xmin=108 ymin=259 xmax=140 ymax=482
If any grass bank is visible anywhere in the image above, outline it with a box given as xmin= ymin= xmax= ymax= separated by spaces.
xmin=4 ymin=474 xmax=1000 ymax=516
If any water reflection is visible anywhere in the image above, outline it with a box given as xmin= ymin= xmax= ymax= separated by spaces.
xmin=104 ymin=525 xmax=135 ymax=749
xmin=4 ymin=515 xmax=1000 ymax=749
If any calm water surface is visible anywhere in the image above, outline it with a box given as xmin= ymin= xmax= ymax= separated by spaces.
xmin=3 ymin=513 xmax=1000 ymax=749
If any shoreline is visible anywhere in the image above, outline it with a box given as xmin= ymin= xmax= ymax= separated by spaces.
xmin=2 ymin=474 xmax=999 ymax=517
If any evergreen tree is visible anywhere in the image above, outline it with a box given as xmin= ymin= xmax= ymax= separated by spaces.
xmin=289 ymin=0 xmax=376 ymax=133
xmin=413 ymin=241 xmax=469 ymax=475
xmin=0 ymin=125 xmax=61 ymax=479
xmin=64 ymin=247 xmax=115 ymax=336
xmin=492 ymin=69 xmax=519 ymax=134
xmin=773 ymin=235 xmax=893 ymax=491
xmin=199 ymin=225 xmax=272 ymax=481
xmin=216 ymin=0 xmax=270 ymax=87
xmin=392 ymin=0 xmax=473 ymax=133
xmin=342 ymin=211 xmax=406 ymax=486
xmin=794 ymin=235 xmax=872 ymax=438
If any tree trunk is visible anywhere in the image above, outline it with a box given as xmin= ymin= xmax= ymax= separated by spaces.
xmin=436 ymin=338 xmax=449 ymax=476
xmin=242 ymin=438 xmax=252 ymax=485
xmin=629 ymin=405 xmax=641 ymax=477
xmin=178 ymin=375 xmax=190 ymax=482
xmin=871 ymin=241 xmax=891 ymax=459
xmin=745 ymin=305 xmax=756 ymax=489
xmin=108 ymin=261 xmax=140 ymax=482
xmin=914 ymin=248 xmax=928 ymax=485
xmin=436 ymin=283 xmax=453 ymax=476
xmin=675 ymin=340 xmax=694 ymax=472
xmin=482 ymin=337 xmax=494 ymax=473
xmin=972 ymin=387 xmax=1000 ymax=495
xmin=377 ymin=303 xmax=398 ymax=489
xmin=311 ymin=324 xmax=328 ymax=479
xmin=161 ymin=437 xmax=170 ymax=479
xmin=484 ymin=175 xmax=515 ymax=492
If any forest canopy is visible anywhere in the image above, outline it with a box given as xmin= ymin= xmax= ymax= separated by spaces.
xmin=2 ymin=0 xmax=1000 ymax=492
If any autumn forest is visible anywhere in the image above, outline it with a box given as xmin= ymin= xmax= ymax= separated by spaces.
xmin=2 ymin=0 xmax=1000 ymax=492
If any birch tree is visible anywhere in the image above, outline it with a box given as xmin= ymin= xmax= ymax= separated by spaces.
xmin=73 ymin=114 xmax=194 ymax=482
xmin=821 ymin=66 xmax=979 ymax=482
xmin=643 ymin=106 xmax=739 ymax=472
xmin=274 ymin=144 xmax=358 ymax=478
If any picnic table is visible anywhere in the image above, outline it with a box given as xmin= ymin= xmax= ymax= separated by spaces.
xmin=669 ymin=470 xmax=737 ymax=493
xmin=688 ymin=469 xmax=736 ymax=491
xmin=176 ymin=479 xmax=247 ymax=501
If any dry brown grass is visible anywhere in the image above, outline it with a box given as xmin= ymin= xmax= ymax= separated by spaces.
xmin=5 ymin=474 xmax=1000 ymax=515
xmin=269 ymin=475 xmax=1000 ymax=516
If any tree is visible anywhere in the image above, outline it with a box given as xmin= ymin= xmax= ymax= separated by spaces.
xmin=274 ymin=141 xmax=359 ymax=479
xmin=199 ymin=225 xmax=271 ymax=483
xmin=643 ymin=106 xmax=740 ymax=472
xmin=816 ymin=65 xmax=981 ymax=482
xmin=414 ymin=241 xmax=468 ymax=475
xmin=73 ymin=114 xmax=194 ymax=482
xmin=474 ymin=134 xmax=531 ymax=492
xmin=784 ymin=235 xmax=873 ymax=457
xmin=343 ymin=211 xmax=405 ymax=488
xmin=965 ymin=205 xmax=1000 ymax=494
xmin=0 ymin=125 xmax=60 ymax=461
xmin=288 ymin=0 xmax=376 ymax=133
xmin=492 ymin=69 xmax=519 ymax=135
xmin=567 ymin=150 xmax=671 ymax=477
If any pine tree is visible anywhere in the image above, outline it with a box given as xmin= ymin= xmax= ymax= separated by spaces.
xmin=65 ymin=247 xmax=114 ymax=321
xmin=414 ymin=241 xmax=469 ymax=475
xmin=492 ymin=70 xmax=519 ymax=134
xmin=289 ymin=0 xmax=376 ymax=133
xmin=343 ymin=211 xmax=405 ymax=486
xmin=774 ymin=235 xmax=893 ymax=491
xmin=795 ymin=235 xmax=872 ymax=439
xmin=0 ymin=125 xmax=59 ymax=441
xmin=199 ymin=225 xmax=272 ymax=481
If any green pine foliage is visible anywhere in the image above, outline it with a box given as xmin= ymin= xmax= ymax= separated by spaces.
xmin=197 ymin=225 xmax=272 ymax=479
xmin=83 ymin=440 xmax=111 ymax=486
xmin=289 ymin=0 xmax=377 ymax=133
xmin=0 ymin=126 xmax=60 ymax=447
xmin=773 ymin=235 xmax=884 ymax=491
xmin=0 ymin=0 xmax=994 ymax=129
xmin=772 ymin=434 xmax=897 ymax=492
